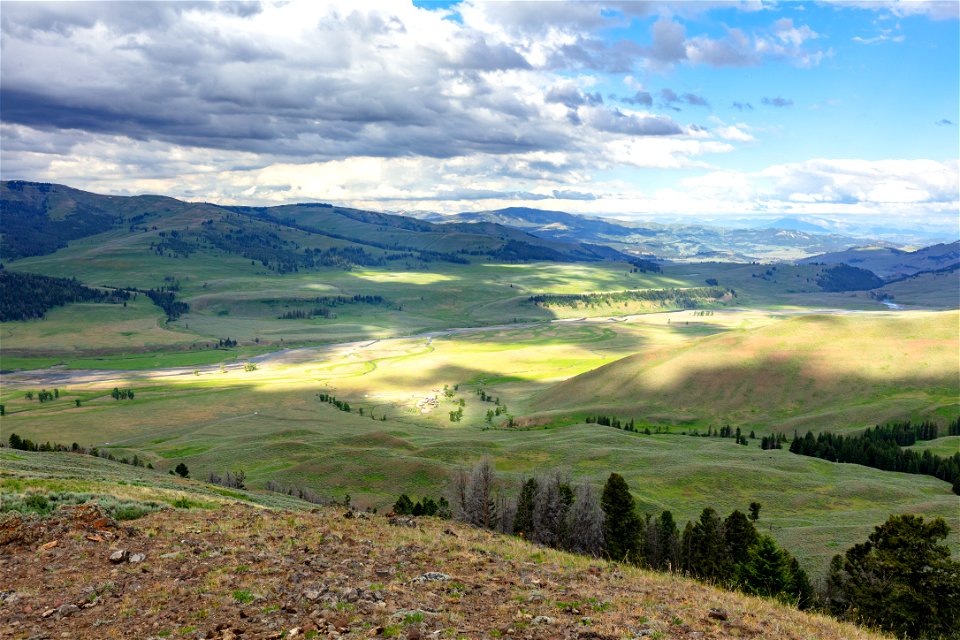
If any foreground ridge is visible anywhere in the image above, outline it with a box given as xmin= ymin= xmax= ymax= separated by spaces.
xmin=1 ymin=502 xmax=884 ymax=640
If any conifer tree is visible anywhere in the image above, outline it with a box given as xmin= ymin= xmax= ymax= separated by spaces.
xmin=600 ymin=473 xmax=642 ymax=563
xmin=513 ymin=477 xmax=538 ymax=537
xmin=655 ymin=510 xmax=680 ymax=571
xmin=736 ymin=535 xmax=791 ymax=598
xmin=393 ymin=494 xmax=414 ymax=515
xmin=724 ymin=509 xmax=759 ymax=567
xmin=826 ymin=514 xmax=960 ymax=639
xmin=687 ymin=507 xmax=731 ymax=583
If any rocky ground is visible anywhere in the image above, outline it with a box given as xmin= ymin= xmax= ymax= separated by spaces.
xmin=0 ymin=502 xmax=882 ymax=640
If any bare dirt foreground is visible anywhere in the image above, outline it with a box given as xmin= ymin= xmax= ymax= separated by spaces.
xmin=0 ymin=503 xmax=882 ymax=640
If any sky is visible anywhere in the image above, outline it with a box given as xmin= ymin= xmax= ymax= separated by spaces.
xmin=1 ymin=0 xmax=958 ymax=229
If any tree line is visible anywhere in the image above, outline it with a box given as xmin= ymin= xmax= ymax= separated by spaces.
xmin=528 ymin=286 xmax=731 ymax=310
xmin=144 ymin=288 xmax=190 ymax=321
xmin=316 ymin=392 xmax=351 ymax=413
xmin=789 ymin=419 xmax=960 ymax=494
xmin=441 ymin=461 xmax=813 ymax=608
xmin=403 ymin=460 xmax=959 ymax=638
xmin=393 ymin=494 xmax=451 ymax=518
xmin=276 ymin=294 xmax=388 ymax=320
xmin=6 ymin=433 xmax=153 ymax=470
xmin=0 ymin=269 xmax=131 ymax=321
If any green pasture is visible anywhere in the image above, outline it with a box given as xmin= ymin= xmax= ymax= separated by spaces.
xmin=3 ymin=388 xmax=956 ymax=576
xmin=907 ymin=436 xmax=960 ymax=457
xmin=535 ymin=311 xmax=960 ymax=433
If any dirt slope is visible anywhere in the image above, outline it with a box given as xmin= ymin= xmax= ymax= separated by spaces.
xmin=0 ymin=502 xmax=884 ymax=640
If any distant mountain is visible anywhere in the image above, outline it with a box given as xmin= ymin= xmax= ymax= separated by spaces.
xmin=799 ymin=242 xmax=960 ymax=279
xmin=423 ymin=207 xmax=866 ymax=262
xmin=0 ymin=181 xmax=631 ymax=268
xmin=762 ymin=217 xmax=838 ymax=234
xmin=438 ymin=206 xmax=646 ymax=238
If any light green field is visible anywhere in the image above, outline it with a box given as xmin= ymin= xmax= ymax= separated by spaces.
xmin=0 ymin=296 xmax=196 ymax=355
xmin=2 ymin=386 xmax=956 ymax=575
xmin=0 ymin=448 xmax=314 ymax=511
xmin=12 ymin=243 xmax=940 ymax=364
xmin=535 ymin=310 xmax=960 ymax=433
xmin=907 ymin=436 xmax=960 ymax=457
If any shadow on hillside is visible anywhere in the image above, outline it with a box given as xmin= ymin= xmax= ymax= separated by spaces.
xmin=532 ymin=351 xmax=959 ymax=433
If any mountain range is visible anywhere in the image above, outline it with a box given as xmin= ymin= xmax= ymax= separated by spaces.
xmin=419 ymin=207 xmax=870 ymax=262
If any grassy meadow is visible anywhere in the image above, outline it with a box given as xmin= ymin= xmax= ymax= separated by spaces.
xmin=535 ymin=310 xmax=960 ymax=433
xmin=3 ymin=308 xmax=958 ymax=575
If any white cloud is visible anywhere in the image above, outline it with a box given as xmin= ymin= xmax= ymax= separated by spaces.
xmin=713 ymin=125 xmax=756 ymax=142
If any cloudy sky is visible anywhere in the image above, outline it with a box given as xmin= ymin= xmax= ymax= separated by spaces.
xmin=1 ymin=1 xmax=957 ymax=227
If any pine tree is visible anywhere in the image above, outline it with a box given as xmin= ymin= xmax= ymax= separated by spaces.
xmin=724 ymin=509 xmax=759 ymax=567
xmin=600 ymin=473 xmax=642 ymax=563
xmin=655 ymin=510 xmax=680 ymax=571
xmin=826 ymin=514 xmax=960 ymax=639
xmin=513 ymin=477 xmax=538 ymax=537
xmin=687 ymin=507 xmax=732 ymax=583
xmin=174 ymin=462 xmax=189 ymax=478
xmin=786 ymin=556 xmax=814 ymax=610
xmin=393 ymin=494 xmax=414 ymax=515
xmin=464 ymin=459 xmax=498 ymax=529
xmin=736 ymin=535 xmax=791 ymax=598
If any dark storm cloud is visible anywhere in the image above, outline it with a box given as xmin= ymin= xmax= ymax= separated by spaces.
xmin=0 ymin=2 xmax=592 ymax=165
xmin=762 ymin=96 xmax=794 ymax=107
xmin=0 ymin=1 xmax=713 ymax=176
xmin=0 ymin=1 xmax=262 ymax=37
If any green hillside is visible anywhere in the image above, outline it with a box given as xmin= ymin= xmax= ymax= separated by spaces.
xmin=534 ymin=311 xmax=960 ymax=432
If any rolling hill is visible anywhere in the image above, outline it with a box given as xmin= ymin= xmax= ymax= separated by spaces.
xmin=533 ymin=311 xmax=960 ymax=432
xmin=0 ymin=181 xmax=629 ymax=270
xmin=799 ymin=242 xmax=960 ymax=279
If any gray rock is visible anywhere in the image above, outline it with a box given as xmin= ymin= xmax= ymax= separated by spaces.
xmin=411 ymin=572 xmax=450 ymax=583
xmin=57 ymin=604 xmax=80 ymax=617
xmin=304 ymin=590 xmax=321 ymax=601
xmin=531 ymin=615 xmax=554 ymax=625
xmin=128 ymin=553 xmax=146 ymax=563
xmin=108 ymin=550 xmax=128 ymax=564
